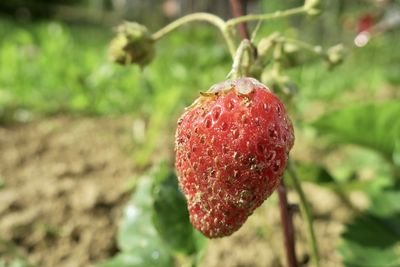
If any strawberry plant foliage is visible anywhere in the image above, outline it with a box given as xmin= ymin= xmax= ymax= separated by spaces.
xmin=101 ymin=173 xmax=173 ymax=267
xmin=338 ymin=211 xmax=400 ymax=267
xmin=313 ymin=102 xmax=400 ymax=267
xmin=99 ymin=165 xmax=206 ymax=267
xmin=152 ymin=165 xmax=203 ymax=254
xmin=312 ymin=101 xmax=400 ymax=166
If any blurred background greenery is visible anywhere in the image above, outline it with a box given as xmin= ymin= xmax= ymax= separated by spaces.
xmin=0 ymin=0 xmax=399 ymax=267
xmin=1 ymin=0 xmax=398 ymax=118
xmin=1 ymin=0 xmax=399 ymax=164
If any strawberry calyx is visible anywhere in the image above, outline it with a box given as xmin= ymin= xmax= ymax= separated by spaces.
xmin=188 ymin=77 xmax=271 ymax=110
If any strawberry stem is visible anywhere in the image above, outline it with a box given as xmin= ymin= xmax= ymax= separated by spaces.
xmin=152 ymin=13 xmax=236 ymax=57
xmin=151 ymin=13 xmax=237 ymax=58
xmin=283 ymin=37 xmax=325 ymax=57
xmin=151 ymin=4 xmax=308 ymax=61
xmin=287 ymin=159 xmax=320 ymax=267
xmin=229 ymin=0 xmax=250 ymax=40
xmin=228 ymin=39 xmax=255 ymax=79
xmin=226 ymin=6 xmax=306 ymax=28
xmin=277 ymin=180 xmax=298 ymax=267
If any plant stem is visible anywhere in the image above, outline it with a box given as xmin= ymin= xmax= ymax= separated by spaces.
xmin=151 ymin=6 xmax=307 ymax=59
xmin=283 ymin=37 xmax=325 ymax=57
xmin=227 ymin=0 xmax=253 ymax=79
xmin=226 ymin=6 xmax=306 ymax=27
xmin=278 ymin=180 xmax=298 ymax=267
xmin=229 ymin=0 xmax=250 ymax=39
xmin=228 ymin=39 xmax=254 ymax=78
xmin=287 ymin=159 xmax=320 ymax=267
xmin=151 ymin=13 xmax=236 ymax=57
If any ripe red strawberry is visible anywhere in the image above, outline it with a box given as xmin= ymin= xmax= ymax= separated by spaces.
xmin=175 ymin=77 xmax=294 ymax=238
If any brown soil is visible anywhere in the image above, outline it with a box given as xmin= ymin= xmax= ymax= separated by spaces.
xmin=0 ymin=116 xmax=357 ymax=267
xmin=0 ymin=116 xmax=135 ymax=267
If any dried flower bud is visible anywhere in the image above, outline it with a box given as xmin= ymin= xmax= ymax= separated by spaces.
xmin=261 ymin=69 xmax=297 ymax=97
xmin=326 ymin=44 xmax=345 ymax=69
xmin=257 ymin=33 xmax=280 ymax=60
xmin=109 ymin=22 xmax=155 ymax=66
xmin=304 ymin=0 xmax=322 ymax=17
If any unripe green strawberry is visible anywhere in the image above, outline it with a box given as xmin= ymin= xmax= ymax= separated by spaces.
xmin=175 ymin=77 xmax=294 ymax=238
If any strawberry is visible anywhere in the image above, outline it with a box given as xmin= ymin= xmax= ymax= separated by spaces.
xmin=175 ymin=77 xmax=294 ymax=238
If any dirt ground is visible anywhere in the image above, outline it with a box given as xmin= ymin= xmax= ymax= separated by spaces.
xmin=0 ymin=116 xmax=135 ymax=267
xmin=0 ymin=116 xmax=358 ymax=267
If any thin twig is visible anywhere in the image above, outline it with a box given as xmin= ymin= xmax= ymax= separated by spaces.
xmin=228 ymin=39 xmax=253 ymax=78
xmin=250 ymin=20 xmax=263 ymax=42
xmin=278 ymin=180 xmax=298 ymax=267
xmin=287 ymin=159 xmax=320 ymax=267
xmin=226 ymin=6 xmax=306 ymax=27
xmin=151 ymin=4 xmax=307 ymax=60
xmin=229 ymin=0 xmax=250 ymax=39
xmin=283 ymin=37 xmax=325 ymax=57
xmin=151 ymin=12 xmax=236 ymax=57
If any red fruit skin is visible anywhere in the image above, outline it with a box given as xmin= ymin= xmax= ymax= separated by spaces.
xmin=175 ymin=78 xmax=294 ymax=238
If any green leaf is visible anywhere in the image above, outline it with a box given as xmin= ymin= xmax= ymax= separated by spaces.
xmin=339 ymin=212 xmax=400 ymax=267
xmin=116 ymin=173 xmax=174 ymax=267
xmin=98 ymin=252 xmax=169 ymax=267
xmin=152 ymin=164 xmax=205 ymax=255
xmin=289 ymin=162 xmax=336 ymax=185
xmin=370 ymin=190 xmax=400 ymax=217
xmin=102 ymin=164 xmax=208 ymax=267
xmin=312 ymin=102 xmax=400 ymax=162
xmin=342 ymin=214 xmax=400 ymax=248
xmin=0 ymin=177 xmax=5 ymax=190
xmin=338 ymin=240 xmax=400 ymax=267
xmin=384 ymin=62 xmax=400 ymax=86
xmin=284 ymin=162 xmax=367 ymax=192
xmin=0 ymin=258 xmax=31 ymax=267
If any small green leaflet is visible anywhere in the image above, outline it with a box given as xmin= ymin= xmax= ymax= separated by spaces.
xmin=98 ymin=164 xmax=207 ymax=267
xmin=312 ymin=101 xmax=400 ymax=164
